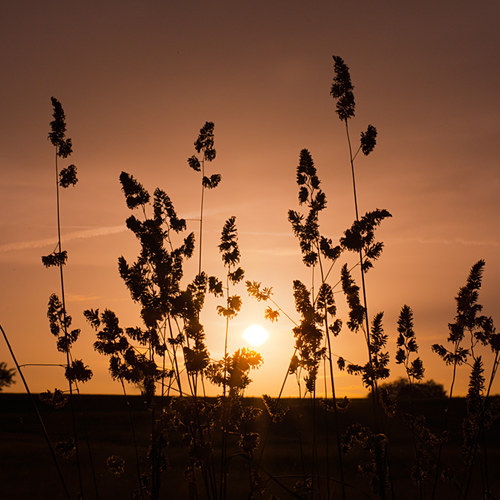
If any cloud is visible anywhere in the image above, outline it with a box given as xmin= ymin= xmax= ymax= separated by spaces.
xmin=252 ymin=246 xmax=299 ymax=257
xmin=395 ymin=237 xmax=500 ymax=248
xmin=66 ymin=293 xmax=102 ymax=303
xmin=0 ymin=225 xmax=126 ymax=253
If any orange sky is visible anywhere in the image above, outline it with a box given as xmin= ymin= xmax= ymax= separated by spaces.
xmin=1 ymin=1 xmax=499 ymax=398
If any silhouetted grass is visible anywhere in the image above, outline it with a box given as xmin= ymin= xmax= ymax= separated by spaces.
xmin=2 ymin=56 xmax=500 ymax=500
xmin=1 ymin=395 xmax=499 ymax=499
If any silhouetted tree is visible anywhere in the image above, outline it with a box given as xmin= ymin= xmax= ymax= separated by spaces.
xmin=376 ymin=378 xmax=446 ymax=401
xmin=0 ymin=362 xmax=15 ymax=391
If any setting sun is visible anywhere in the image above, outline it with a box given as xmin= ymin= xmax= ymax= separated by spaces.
xmin=242 ymin=324 xmax=269 ymax=347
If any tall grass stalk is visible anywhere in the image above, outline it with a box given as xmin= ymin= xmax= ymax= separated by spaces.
xmin=460 ymin=348 xmax=499 ymax=498
xmin=345 ymin=121 xmax=372 ymax=358
xmin=8 ymin=62 xmax=498 ymax=500
xmin=461 ymin=352 xmax=498 ymax=499
xmin=217 ymin=215 xmax=244 ymax=500
xmin=88 ymin=169 xmax=243 ymax=498
xmin=317 ymin=253 xmax=346 ymax=500
xmin=287 ymin=147 xmax=349 ymax=498
xmin=330 ymin=55 xmax=397 ymax=500
xmin=44 ymin=97 xmax=95 ymax=498
xmin=331 ymin=56 xmax=379 ymax=405
xmin=187 ymin=121 xmax=219 ymax=275
xmin=431 ymin=260 xmax=499 ymax=499
xmin=250 ymin=279 xmax=357 ymax=496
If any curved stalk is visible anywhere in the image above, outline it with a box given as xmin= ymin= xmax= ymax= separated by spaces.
xmin=1 ymin=322 xmax=70 ymax=499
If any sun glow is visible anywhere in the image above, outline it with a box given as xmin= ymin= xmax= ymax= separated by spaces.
xmin=242 ymin=324 xmax=269 ymax=347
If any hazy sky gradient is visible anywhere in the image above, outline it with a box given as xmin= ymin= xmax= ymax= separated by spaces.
xmin=1 ymin=0 xmax=499 ymax=397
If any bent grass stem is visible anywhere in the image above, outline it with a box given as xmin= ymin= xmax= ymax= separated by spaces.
xmin=1 ymin=322 xmax=70 ymax=499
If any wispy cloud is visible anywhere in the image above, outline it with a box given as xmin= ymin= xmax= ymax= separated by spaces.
xmin=66 ymin=292 xmax=102 ymax=303
xmin=252 ymin=246 xmax=299 ymax=257
xmin=0 ymin=225 xmax=126 ymax=253
xmin=394 ymin=236 xmax=500 ymax=248
xmin=245 ymin=231 xmax=293 ymax=238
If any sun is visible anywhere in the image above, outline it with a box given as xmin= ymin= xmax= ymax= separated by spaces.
xmin=242 ymin=324 xmax=269 ymax=347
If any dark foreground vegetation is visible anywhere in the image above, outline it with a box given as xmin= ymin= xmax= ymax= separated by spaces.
xmin=1 ymin=56 xmax=499 ymax=499
xmin=1 ymin=394 xmax=499 ymax=499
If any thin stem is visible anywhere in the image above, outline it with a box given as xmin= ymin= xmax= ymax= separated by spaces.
xmin=344 ymin=120 xmax=379 ymax=406
xmin=461 ymin=350 xmax=500 ymax=499
xmin=256 ymin=346 xmax=299 ymax=469
xmin=222 ymin=271 xmax=230 ymax=400
xmin=317 ymin=245 xmax=346 ymax=500
xmin=278 ymin=348 xmax=297 ymax=399
xmin=431 ymin=349 xmax=459 ymax=500
xmin=322 ymin=359 xmax=331 ymax=500
xmin=161 ymin=333 xmax=166 ymax=400
xmin=345 ymin=121 xmax=360 ymax=222
xmin=151 ymin=403 xmax=160 ymax=500
xmin=120 ymin=379 xmax=144 ymax=500
xmin=310 ymin=390 xmax=318 ymax=497
xmin=220 ymin=272 xmax=230 ymax=500
xmin=72 ymin=383 xmax=100 ymax=500
xmin=345 ymin=122 xmax=371 ymax=352
xmin=198 ymin=158 xmax=205 ymax=275
xmin=166 ymin=314 xmax=184 ymax=396
xmin=268 ymin=297 xmax=298 ymax=326
xmin=344 ymin=119 xmax=388 ymax=499
xmin=55 ymin=150 xmax=84 ymax=498
xmin=19 ymin=363 xmax=65 ymax=368
xmin=0 ymin=322 xmax=70 ymax=499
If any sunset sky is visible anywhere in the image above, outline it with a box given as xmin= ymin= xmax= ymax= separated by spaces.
xmin=1 ymin=1 xmax=499 ymax=398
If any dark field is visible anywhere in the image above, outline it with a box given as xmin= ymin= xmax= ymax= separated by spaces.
xmin=1 ymin=394 xmax=499 ymax=499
